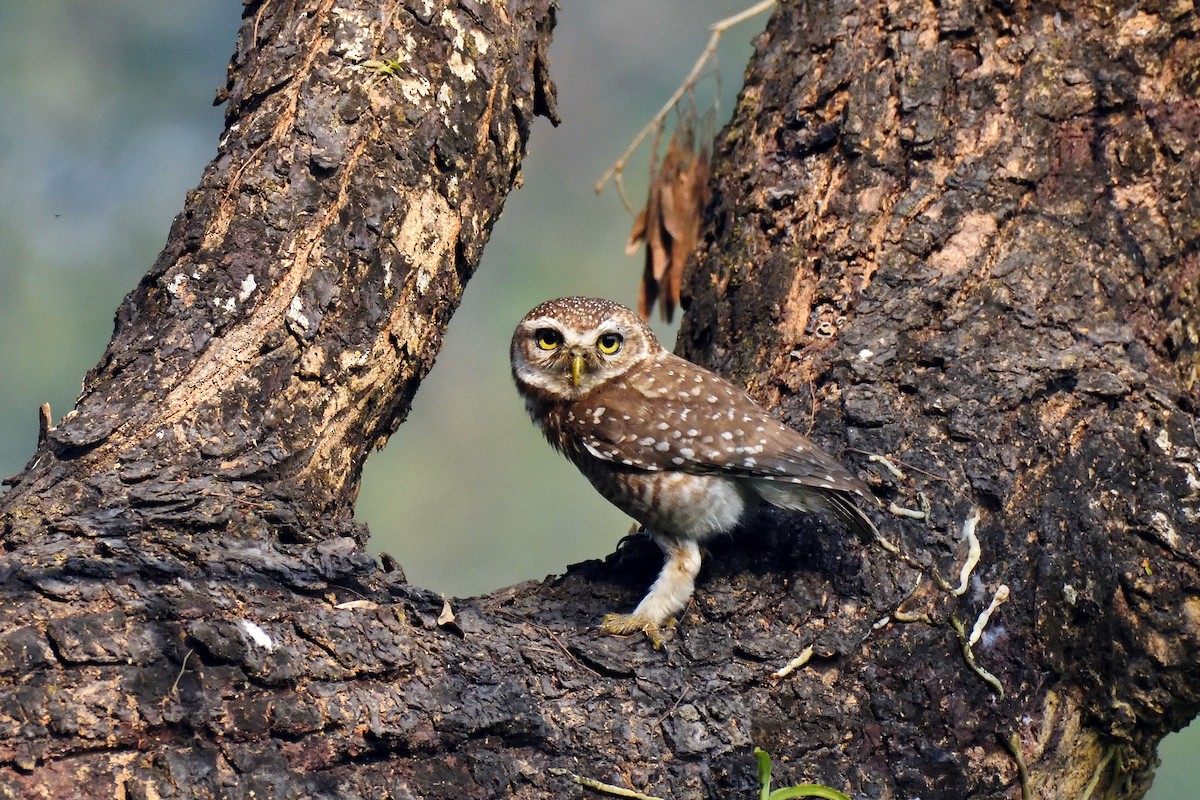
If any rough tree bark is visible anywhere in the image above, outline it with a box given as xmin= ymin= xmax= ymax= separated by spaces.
xmin=1 ymin=2 xmax=1197 ymax=800
xmin=676 ymin=0 xmax=1200 ymax=796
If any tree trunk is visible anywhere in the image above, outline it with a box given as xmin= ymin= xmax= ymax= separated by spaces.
xmin=2 ymin=1 xmax=1197 ymax=799
xmin=677 ymin=1 xmax=1200 ymax=797
xmin=1 ymin=0 xmax=559 ymax=549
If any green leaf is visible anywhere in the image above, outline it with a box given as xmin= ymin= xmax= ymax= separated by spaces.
xmin=767 ymin=784 xmax=853 ymax=800
xmin=753 ymin=747 xmax=773 ymax=800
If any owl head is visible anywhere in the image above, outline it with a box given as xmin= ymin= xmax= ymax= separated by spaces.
xmin=511 ymin=297 xmax=660 ymax=401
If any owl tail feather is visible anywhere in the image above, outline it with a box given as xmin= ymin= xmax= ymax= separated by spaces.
xmin=752 ymin=480 xmax=879 ymax=543
xmin=820 ymin=489 xmax=879 ymax=544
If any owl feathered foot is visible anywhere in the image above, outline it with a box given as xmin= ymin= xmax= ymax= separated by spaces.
xmin=599 ymin=612 xmax=674 ymax=648
xmin=599 ymin=536 xmax=701 ymax=648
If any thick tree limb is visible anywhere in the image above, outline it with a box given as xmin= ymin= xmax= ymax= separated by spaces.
xmin=678 ymin=1 xmax=1200 ymax=796
xmin=1 ymin=0 xmax=558 ymax=546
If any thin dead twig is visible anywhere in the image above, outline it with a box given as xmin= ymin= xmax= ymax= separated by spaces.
xmin=594 ymin=0 xmax=776 ymax=202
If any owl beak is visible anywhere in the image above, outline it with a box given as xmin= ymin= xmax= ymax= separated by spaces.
xmin=570 ymin=352 xmax=586 ymax=388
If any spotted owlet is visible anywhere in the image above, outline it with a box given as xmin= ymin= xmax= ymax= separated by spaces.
xmin=511 ymin=297 xmax=877 ymax=643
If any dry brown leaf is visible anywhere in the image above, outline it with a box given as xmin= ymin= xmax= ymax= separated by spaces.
xmin=625 ymin=206 xmax=648 ymax=256
xmin=334 ymin=599 xmax=379 ymax=610
xmin=437 ymin=596 xmax=465 ymax=636
xmin=628 ymin=132 xmax=710 ymax=322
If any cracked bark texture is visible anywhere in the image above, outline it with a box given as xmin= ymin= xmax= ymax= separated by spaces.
xmin=1 ymin=0 xmax=558 ymax=548
xmin=1 ymin=1 xmax=1198 ymax=799
xmin=676 ymin=0 xmax=1200 ymax=797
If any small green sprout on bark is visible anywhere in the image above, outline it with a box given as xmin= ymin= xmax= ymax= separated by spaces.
xmin=753 ymin=748 xmax=851 ymax=800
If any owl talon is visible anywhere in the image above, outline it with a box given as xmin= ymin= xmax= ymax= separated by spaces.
xmin=600 ymin=612 xmax=672 ymax=648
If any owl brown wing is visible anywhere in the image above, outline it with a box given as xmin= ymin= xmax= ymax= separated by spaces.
xmin=564 ymin=357 xmax=869 ymax=495
xmin=564 ymin=365 xmax=879 ymax=540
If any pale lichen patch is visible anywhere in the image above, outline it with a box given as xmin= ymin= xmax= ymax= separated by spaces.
xmin=929 ymin=211 xmax=998 ymax=275
xmin=398 ymin=75 xmax=432 ymax=105
xmin=448 ymin=51 xmax=476 ymax=83
xmin=238 ymin=274 xmax=257 ymax=302
xmin=471 ymin=30 xmax=489 ymax=55
xmin=394 ymin=190 xmax=456 ymax=284
xmin=287 ymin=296 xmax=311 ymax=332
xmin=416 ymin=268 xmax=432 ymax=294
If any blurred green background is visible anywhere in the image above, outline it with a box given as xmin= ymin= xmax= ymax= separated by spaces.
xmin=0 ymin=2 xmax=1193 ymax=794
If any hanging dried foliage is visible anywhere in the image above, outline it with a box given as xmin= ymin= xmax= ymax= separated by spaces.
xmin=596 ymin=2 xmax=774 ymax=322
xmin=626 ymin=131 xmax=711 ymax=322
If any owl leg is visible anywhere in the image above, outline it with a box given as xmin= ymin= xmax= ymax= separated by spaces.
xmin=600 ymin=536 xmax=701 ymax=647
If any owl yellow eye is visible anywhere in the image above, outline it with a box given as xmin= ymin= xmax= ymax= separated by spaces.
xmin=535 ymin=328 xmax=562 ymax=351
xmin=597 ymin=332 xmax=623 ymax=355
